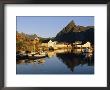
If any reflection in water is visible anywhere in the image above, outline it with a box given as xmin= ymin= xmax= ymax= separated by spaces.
xmin=37 ymin=59 xmax=45 ymax=64
xmin=17 ymin=49 xmax=94 ymax=74
xmin=56 ymin=52 xmax=94 ymax=72
xmin=17 ymin=58 xmax=46 ymax=64
xmin=47 ymin=51 xmax=56 ymax=58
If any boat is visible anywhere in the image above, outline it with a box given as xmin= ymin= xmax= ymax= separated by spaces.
xmin=28 ymin=52 xmax=47 ymax=60
xmin=27 ymin=54 xmax=32 ymax=56
xmin=34 ymin=54 xmax=46 ymax=58
xmin=16 ymin=54 xmax=28 ymax=60
xmin=16 ymin=51 xmax=47 ymax=60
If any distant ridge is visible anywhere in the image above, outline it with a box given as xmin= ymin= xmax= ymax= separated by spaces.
xmin=55 ymin=20 xmax=94 ymax=44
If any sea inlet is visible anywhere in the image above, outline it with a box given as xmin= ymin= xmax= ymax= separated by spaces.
xmin=16 ymin=49 xmax=94 ymax=74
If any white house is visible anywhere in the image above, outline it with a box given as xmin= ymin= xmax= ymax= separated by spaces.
xmin=77 ymin=42 xmax=91 ymax=48
xmin=76 ymin=42 xmax=93 ymax=53
xmin=48 ymin=40 xmax=56 ymax=48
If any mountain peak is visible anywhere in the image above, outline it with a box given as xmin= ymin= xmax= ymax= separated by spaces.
xmin=68 ymin=20 xmax=76 ymax=26
xmin=70 ymin=20 xmax=75 ymax=24
xmin=64 ymin=20 xmax=76 ymax=32
xmin=55 ymin=20 xmax=94 ymax=43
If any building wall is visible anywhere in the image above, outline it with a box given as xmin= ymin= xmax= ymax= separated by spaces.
xmin=77 ymin=42 xmax=91 ymax=48
xmin=48 ymin=40 xmax=56 ymax=47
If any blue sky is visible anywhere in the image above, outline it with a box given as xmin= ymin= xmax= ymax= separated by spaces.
xmin=17 ymin=16 xmax=94 ymax=38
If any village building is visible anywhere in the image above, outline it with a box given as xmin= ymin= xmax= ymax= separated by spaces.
xmin=48 ymin=40 xmax=72 ymax=49
xmin=41 ymin=40 xmax=92 ymax=52
xmin=76 ymin=42 xmax=91 ymax=48
xmin=75 ymin=41 xmax=93 ymax=53
xmin=48 ymin=40 xmax=57 ymax=48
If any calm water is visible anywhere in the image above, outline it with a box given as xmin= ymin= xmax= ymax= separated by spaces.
xmin=16 ymin=49 xmax=94 ymax=74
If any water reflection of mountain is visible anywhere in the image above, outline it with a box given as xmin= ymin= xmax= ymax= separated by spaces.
xmin=56 ymin=52 xmax=94 ymax=72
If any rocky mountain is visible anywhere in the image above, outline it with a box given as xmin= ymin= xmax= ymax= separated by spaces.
xmin=55 ymin=20 xmax=94 ymax=44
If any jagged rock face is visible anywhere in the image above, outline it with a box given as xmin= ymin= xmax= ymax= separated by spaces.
xmin=55 ymin=20 xmax=94 ymax=44
xmin=65 ymin=20 xmax=77 ymax=31
xmin=61 ymin=20 xmax=78 ymax=33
